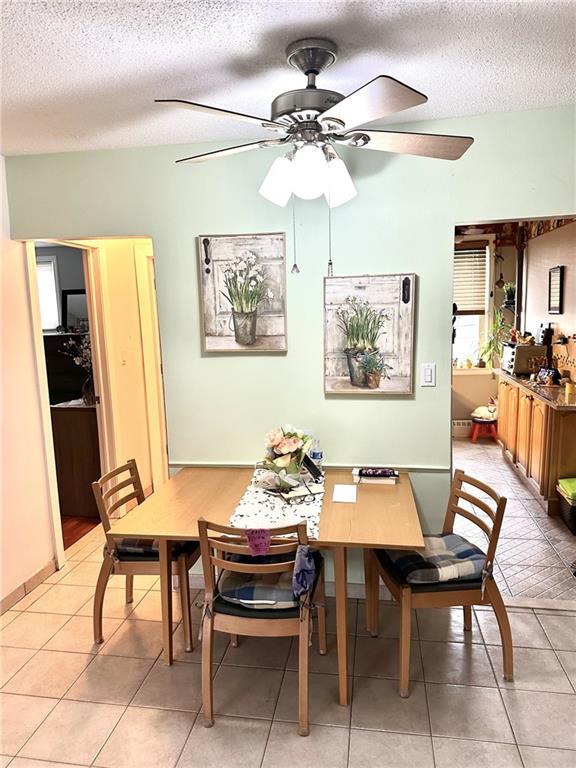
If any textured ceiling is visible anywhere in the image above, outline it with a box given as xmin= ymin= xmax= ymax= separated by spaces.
xmin=1 ymin=0 xmax=575 ymax=156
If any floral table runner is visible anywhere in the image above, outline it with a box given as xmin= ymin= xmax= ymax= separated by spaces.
xmin=229 ymin=468 xmax=324 ymax=540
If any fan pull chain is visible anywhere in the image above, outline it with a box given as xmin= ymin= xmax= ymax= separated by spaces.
xmin=291 ymin=196 xmax=300 ymax=274
xmin=327 ymin=196 xmax=333 ymax=277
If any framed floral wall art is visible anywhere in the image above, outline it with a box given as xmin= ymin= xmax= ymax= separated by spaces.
xmin=324 ymin=273 xmax=416 ymax=395
xmin=198 ymin=232 xmax=287 ymax=352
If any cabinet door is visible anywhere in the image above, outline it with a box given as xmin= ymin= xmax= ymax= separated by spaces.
xmin=497 ymin=381 xmax=509 ymax=447
xmin=529 ymin=399 xmax=549 ymax=491
xmin=506 ymin=384 xmax=519 ymax=461
xmin=516 ymin=393 xmax=533 ymax=474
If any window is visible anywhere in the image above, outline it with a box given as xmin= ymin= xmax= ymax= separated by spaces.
xmin=452 ymin=245 xmax=489 ymax=365
xmin=36 ymin=255 xmax=60 ymax=330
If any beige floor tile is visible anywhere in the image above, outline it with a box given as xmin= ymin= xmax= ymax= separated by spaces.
xmin=132 ymin=660 xmax=204 ymax=712
xmin=356 ymin=602 xmax=419 ymax=638
xmin=0 ymin=646 xmax=36 ymax=686
xmin=213 ymin=665 xmax=283 ymax=719
xmin=286 ymin=633 xmax=354 ymax=676
xmin=275 ymin=671 xmax=350 ymax=727
xmin=99 ymin=620 xmax=162 ymax=659
xmin=416 ymin=607 xmax=481 ymax=644
xmin=11 ymin=584 xmax=53 ymax=611
xmin=0 ymin=611 xmax=20 ymax=629
xmin=421 ymin=640 xmax=497 ymax=687
xmin=77 ymin=588 xmax=147 ymax=620
xmin=0 ymin=693 xmax=57 ymax=755
xmin=94 ymin=706 xmax=194 ymax=768
xmin=488 ymin=646 xmax=573 ymax=692
xmin=351 ymin=677 xmax=430 ymax=734
xmin=65 ymin=655 xmax=154 ymax=704
xmin=221 ymin=635 xmax=291 ymax=669
xmin=43 ymin=615 xmax=122 ymax=654
xmin=172 ymin=624 xmax=229 ymax=664
xmin=520 ymin=745 xmax=576 ymax=767
xmin=262 ymin=721 xmax=349 ymax=768
xmin=127 ymin=590 xmax=183 ymax=623
xmin=108 ymin=574 xmax=160 ymax=590
xmin=536 ymin=614 xmax=576 ymax=651
xmin=354 ymin=636 xmax=423 ymax=680
xmin=44 ymin=560 xmax=80 ymax=583
xmin=325 ymin=597 xmax=357 ymax=635
xmin=476 ymin=610 xmax=551 ymax=648
xmin=427 ymin=683 xmax=514 ymax=743
xmin=176 ymin=715 xmax=270 ymax=768
xmin=56 ymin=561 xmax=105 ymax=587
xmin=67 ymin=542 xmax=103 ymax=562
xmin=2 ymin=649 xmax=92 ymax=698
xmin=0 ymin=755 xmax=12 ymax=767
xmin=10 ymin=759 xmax=87 ymax=768
xmin=349 ymin=730 xmax=434 ymax=768
xmin=433 ymin=737 xmax=522 ymax=767
xmin=19 ymin=699 xmax=124 ymax=764
xmin=26 ymin=585 xmax=94 ymax=615
xmin=0 ymin=612 xmax=69 ymax=649
xmin=557 ymin=651 xmax=576 ymax=690
xmin=502 ymin=689 xmax=576 ymax=750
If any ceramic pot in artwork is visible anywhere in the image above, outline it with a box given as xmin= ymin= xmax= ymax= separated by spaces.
xmin=82 ymin=375 xmax=96 ymax=406
xmin=232 ymin=309 xmax=257 ymax=345
xmin=345 ymin=349 xmax=367 ymax=387
xmin=366 ymin=372 xmax=381 ymax=389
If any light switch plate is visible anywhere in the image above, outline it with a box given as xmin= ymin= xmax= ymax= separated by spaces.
xmin=421 ymin=363 xmax=436 ymax=387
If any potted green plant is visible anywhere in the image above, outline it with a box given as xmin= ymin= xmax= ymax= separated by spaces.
xmin=502 ymin=282 xmax=516 ymax=308
xmin=359 ymin=351 xmax=389 ymax=389
xmin=480 ymin=308 xmax=512 ymax=368
xmin=336 ymin=297 xmax=390 ymax=387
xmin=221 ymin=252 xmax=273 ymax=345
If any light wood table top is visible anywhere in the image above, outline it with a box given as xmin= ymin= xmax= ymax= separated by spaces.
xmin=110 ymin=467 xmax=424 ymax=550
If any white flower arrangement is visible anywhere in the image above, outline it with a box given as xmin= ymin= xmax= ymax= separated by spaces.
xmin=221 ymin=251 xmax=273 ymax=313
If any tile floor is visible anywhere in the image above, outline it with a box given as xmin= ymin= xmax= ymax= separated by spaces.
xmin=2 ymin=522 xmax=576 ymax=767
xmin=453 ymin=439 xmax=576 ymax=603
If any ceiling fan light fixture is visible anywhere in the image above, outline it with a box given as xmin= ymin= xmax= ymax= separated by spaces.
xmin=258 ymin=154 xmax=293 ymax=207
xmin=324 ymin=155 xmax=357 ymax=208
xmin=292 ymin=143 xmax=327 ymax=200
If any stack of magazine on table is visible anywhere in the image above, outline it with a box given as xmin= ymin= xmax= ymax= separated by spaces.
xmin=352 ymin=467 xmax=399 ymax=485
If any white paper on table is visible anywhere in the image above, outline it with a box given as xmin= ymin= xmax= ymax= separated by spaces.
xmin=332 ymin=484 xmax=357 ymax=503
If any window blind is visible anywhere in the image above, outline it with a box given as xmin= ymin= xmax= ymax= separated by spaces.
xmin=453 ymin=248 xmax=487 ymax=315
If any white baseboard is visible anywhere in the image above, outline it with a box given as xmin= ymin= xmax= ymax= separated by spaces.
xmin=452 ymin=420 xmax=472 ymax=438
xmin=1 ymin=558 xmax=57 ymax=613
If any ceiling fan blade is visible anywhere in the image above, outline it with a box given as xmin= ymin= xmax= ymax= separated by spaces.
xmin=156 ymin=99 xmax=285 ymax=132
xmin=319 ymin=76 xmax=427 ymax=132
xmin=341 ymin=130 xmax=474 ymax=160
xmin=175 ymin=139 xmax=288 ymax=164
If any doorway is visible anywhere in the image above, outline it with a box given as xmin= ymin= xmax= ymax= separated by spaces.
xmin=27 ymin=237 xmax=169 ymax=558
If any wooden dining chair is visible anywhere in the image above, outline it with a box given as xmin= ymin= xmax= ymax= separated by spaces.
xmin=198 ymin=519 xmax=327 ymax=736
xmin=91 ymin=459 xmax=200 ymax=649
xmin=366 ymin=469 xmax=513 ymax=697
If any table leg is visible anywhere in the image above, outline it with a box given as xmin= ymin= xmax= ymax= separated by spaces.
xmin=333 ymin=547 xmax=348 ymax=706
xmin=159 ymin=539 xmax=173 ymax=665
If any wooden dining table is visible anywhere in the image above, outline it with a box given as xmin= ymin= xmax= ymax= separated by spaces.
xmin=110 ymin=467 xmax=424 ymax=705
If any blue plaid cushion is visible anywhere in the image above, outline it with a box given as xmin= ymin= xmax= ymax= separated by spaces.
xmin=384 ymin=533 xmax=486 ymax=584
xmin=105 ymin=539 xmax=196 ymax=561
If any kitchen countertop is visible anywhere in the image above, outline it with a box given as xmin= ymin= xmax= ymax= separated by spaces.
xmin=497 ymin=369 xmax=576 ymax=412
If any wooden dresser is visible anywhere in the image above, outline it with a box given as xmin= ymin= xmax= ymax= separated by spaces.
xmin=497 ymin=371 xmax=576 ymax=514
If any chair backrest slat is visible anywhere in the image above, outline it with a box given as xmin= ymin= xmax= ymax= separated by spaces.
xmin=91 ymin=459 xmax=145 ymax=549
xmin=443 ymin=469 xmax=507 ymax=570
xmin=211 ymin=556 xmax=295 ymax=574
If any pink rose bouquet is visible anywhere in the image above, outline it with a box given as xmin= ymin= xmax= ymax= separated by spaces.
xmin=261 ymin=426 xmax=312 ymax=482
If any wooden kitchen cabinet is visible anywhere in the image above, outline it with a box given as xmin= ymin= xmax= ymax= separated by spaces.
xmin=516 ymin=391 xmax=533 ymax=475
xmin=528 ymin=398 xmax=548 ymax=494
xmin=505 ymin=383 xmax=519 ymax=461
xmin=497 ymin=380 xmax=510 ymax=446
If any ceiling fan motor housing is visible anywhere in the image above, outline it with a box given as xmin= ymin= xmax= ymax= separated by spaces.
xmin=271 ymin=88 xmax=344 ymax=125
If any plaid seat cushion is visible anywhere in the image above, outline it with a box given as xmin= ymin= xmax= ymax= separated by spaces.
xmin=105 ymin=539 xmax=197 ymax=561
xmin=217 ymin=551 xmax=323 ymax=611
xmin=383 ymin=533 xmax=486 ymax=585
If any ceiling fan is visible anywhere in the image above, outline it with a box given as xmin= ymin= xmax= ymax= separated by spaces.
xmin=157 ymin=38 xmax=474 ymax=207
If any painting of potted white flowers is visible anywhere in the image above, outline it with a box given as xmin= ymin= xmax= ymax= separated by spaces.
xmin=198 ymin=233 xmax=287 ymax=352
xmin=324 ymin=274 xmax=415 ymax=395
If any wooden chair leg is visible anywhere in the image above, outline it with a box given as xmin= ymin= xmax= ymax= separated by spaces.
xmin=230 ymin=634 xmax=239 ymax=647
xmin=178 ymin=556 xmax=193 ymax=652
xmin=298 ymin=605 xmax=310 ymax=737
xmin=485 ymin=579 xmax=514 ymax=681
xmin=125 ymin=574 xmax=134 ymax=604
xmin=202 ymin=614 xmax=214 ymax=727
xmin=316 ymin=573 xmax=327 ymax=656
xmin=93 ymin=556 xmax=114 ymax=643
xmin=363 ymin=549 xmax=374 ymax=633
xmin=463 ymin=605 xmax=472 ymax=632
xmin=398 ymin=586 xmax=412 ymax=698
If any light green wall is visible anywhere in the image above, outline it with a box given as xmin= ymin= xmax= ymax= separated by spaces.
xmin=6 ymin=105 xmax=575 ymax=557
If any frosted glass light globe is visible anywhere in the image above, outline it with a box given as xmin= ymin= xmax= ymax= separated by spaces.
xmin=258 ymin=155 xmax=293 ymax=207
xmin=292 ymin=144 xmax=327 ymax=200
xmin=324 ymin=157 xmax=357 ymax=208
